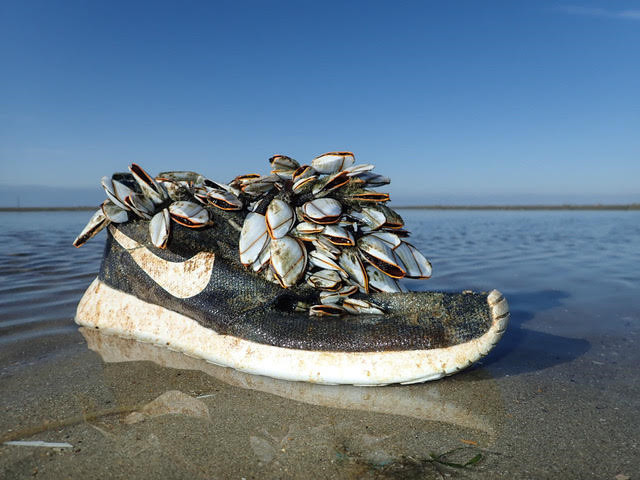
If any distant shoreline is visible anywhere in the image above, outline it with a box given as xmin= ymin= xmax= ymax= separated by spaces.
xmin=394 ymin=204 xmax=640 ymax=211
xmin=1 ymin=204 xmax=639 ymax=212
xmin=0 ymin=207 xmax=97 ymax=212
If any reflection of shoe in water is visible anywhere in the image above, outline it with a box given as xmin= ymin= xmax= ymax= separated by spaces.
xmin=81 ymin=327 xmax=501 ymax=435
xmin=74 ymin=156 xmax=509 ymax=385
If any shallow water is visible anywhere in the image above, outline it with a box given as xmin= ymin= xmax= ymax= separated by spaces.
xmin=1 ymin=210 xmax=639 ymax=479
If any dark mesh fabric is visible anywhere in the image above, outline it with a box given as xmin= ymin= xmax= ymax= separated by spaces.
xmin=98 ymin=221 xmax=492 ymax=352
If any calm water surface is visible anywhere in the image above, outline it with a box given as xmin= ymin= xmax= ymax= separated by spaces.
xmin=1 ymin=210 xmax=639 ymax=479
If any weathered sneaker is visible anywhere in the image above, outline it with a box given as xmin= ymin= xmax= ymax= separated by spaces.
xmin=74 ymin=153 xmax=509 ymax=385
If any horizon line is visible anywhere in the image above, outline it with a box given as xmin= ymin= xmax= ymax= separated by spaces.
xmin=1 ymin=204 xmax=639 ymax=213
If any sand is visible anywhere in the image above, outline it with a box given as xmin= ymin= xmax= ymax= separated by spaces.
xmin=1 ymin=316 xmax=638 ymax=479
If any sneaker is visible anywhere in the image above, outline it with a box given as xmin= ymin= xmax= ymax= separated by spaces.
xmin=74 ymin=153 xmax=509 ymax=385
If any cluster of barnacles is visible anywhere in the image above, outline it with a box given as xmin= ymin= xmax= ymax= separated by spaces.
xmin=74 ymin=152 xmax=431 ymax=316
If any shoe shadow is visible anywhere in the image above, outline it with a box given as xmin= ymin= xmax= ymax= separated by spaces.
xmin=80 ymin=327 xmax=504 ymax=436
xmin=478 ymin=289 xmax=590 ymax=378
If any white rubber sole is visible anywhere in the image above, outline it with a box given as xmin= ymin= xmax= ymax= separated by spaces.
xmin=75 ymin=278 xmax=509 ymax=386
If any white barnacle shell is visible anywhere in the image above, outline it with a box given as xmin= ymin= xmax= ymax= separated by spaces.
xmin=291 ymin=231 xmax=319 ymax=243
xmin=292 ymin=164 xmax=315 ymax=182
xmin=309 ymin=304 xmax=345 ymax=316
xmin=366 ymin=265 xmax=403 ymax=293
xmin=339 ymin=218 xmax=357 ymax=229
xmin=312 ymin=170 xmax=351 ymax=196
xmin=312 ymin=237 xmax=341 ymax=257
xmin=265 ymin=199 xmax=295 ymax=239
xmin=342 ymin=298 xmax=384 ymax=315
xmin=318 ymin=284 xmax=357 ymax=305
xmin=311 ymin=151 xmax=355 ymax=174
xmin=307 ymin=269 xmax=342 ymax=291
xmin=319 ymin=290 xmax=341 ymax=305
xmin=101 ymin=200 xmax=129 ymax=224
xmin=155 ymin=171 xmax=200 ymax=200
xmin=241 ymin=175 xmax=279 ymax=196
xmin=156 ymin=178 xmax=183 ymax=201
xmin=159 ymin=171 xmax=200 ymax=180
xmin=338 ymin=285 xmax=358 ymax=297
xmin=302 ymin=198 xmax=342 ymax=224
xmin=168 ymin=201 xmax=210 ymax=228
xmin=239 ymin=212 xmax=269 ymax=266
xmin=269 ymin=155 xmax=299 ymax=179
xmin=129 ymin=163 xmax=168 ymax=205
xmin=338 ymin=248 xmax=369 ymax=293
xmin=101 ymin=176 xmax=134 ymax=211
xmin=347 ymin=190 xmax=390 ymax=203
xmin=207 ymin=189 xmax=243 ymax=211
xmin=321 ymin=225 xmax=355 ymax=247
xmin=124 ymin=193 xmax=155 ymax=220
xmin=192 ymin=185 xmax=212 ymax=205
xmin=368 ymin=231 xmax=401 ymax=249
xmin=73 ymin=209 xmax=110 ymax=247
xmin=292 ymin=175 xmax=318 ymax=193
xmin=296 ymin=221 xmax=324 ymax=235
xmin=352 ymin=207 xmax=386 ymax=230
xmin=269 ymin=236 xmax=307 ymax=288
xmin=208 ymin=179 xmax=241 ymax=197
xmin=309 ymin=249 xmax=344 ymax=272
xmin=354 ymin=171 xmax=390 ymax=187
xmin=149 ymin=208 xmax=171 ymax=249
xmin=376 ymin=204 xmax=404 ymax=229
xmin=394 ymin=241 xmax=432 ymax=279
xmin=252 ymin=238 xmax=271 ymax=273
xmin=261 ymin=265 xmax=278 ymax=284
xmin=345 ymin=163 xmax=375 ymax=176
xmin=228 ymin=173 xmax=261 ymax=192
xmin=358 ymin=234 xmax=406 ymax=279
xmin=157 ymin=171 xmax=204 ymax=186
xmin=292 ymin=221 xmax=323 ymax=241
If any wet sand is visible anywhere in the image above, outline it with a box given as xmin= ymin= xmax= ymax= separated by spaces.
xmin=1 ymin=210 xmax=639 ymax=479
xmin=2 ymin=322 xmax=639 ymax=479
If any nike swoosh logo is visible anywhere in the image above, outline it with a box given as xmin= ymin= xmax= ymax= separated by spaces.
xmin=109 ymin=226 xmax=215 ymax=299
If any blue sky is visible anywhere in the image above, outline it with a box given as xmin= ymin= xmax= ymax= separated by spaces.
xmin=1 ymin=1 xmax=639 ymax=205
